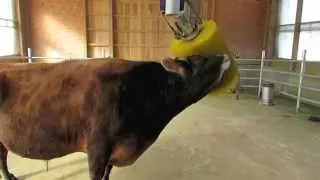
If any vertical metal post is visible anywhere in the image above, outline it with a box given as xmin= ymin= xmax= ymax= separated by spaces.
xmin=101 ymin=48 xmax=106 ymax=58
xmin=46 ymin=161 xmax=49 ymax=171
xmin=27 ymin=48 xmax=32 ymax=63
xmin=258 ymin=50 xmax=266 ymax=98
xmin=66 ymin=53 xmax=72 ymax=61
xmin=296 ymin=50 xmax=307 ymax=112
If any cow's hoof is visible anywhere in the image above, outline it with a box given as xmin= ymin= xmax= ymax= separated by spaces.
xmin=2 ymin=174 xmax=18 ymax=180
xmin=9 ymin=174 xmax=18 ymax=180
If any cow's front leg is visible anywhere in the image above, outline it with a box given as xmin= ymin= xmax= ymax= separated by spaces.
xmin=87 ymin=138 xmax=112 ymax=180
xmin=102 ymin=165 xmax=113 ymax=180
xmin=0 ymin=143 xmax=17 ymax=180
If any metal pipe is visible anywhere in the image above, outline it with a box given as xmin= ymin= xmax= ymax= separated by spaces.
xmin=304 ymin=74 xmax=320 ymax=79
xmin=258 ymin=50 xmax=266 ymax=97
xmin=0 ymin=17 xmax=18 ymax=23
xmin=263 ymin=78 xmax=297 ymax=87
xmin=27 ymin=48 xmax=32 ymax=63
xmin=240 ymin=77 xmax=260 ymax=80
xmin=302 ymin=86 xmax=320 ymax=92
xmin=236 ymin=58 xmax=320 ymax=62
xmin=101 ymin=48 xmax=106 ymax=58
xmin=263 ymin=69 xmax=299 ymax=76
xmin=239 ymin=69 xmax=261 ymax=72
xmin=241 ymin=85 xmax=259 ymax=88
xmin=281 ymin=91 xmax=320 ymax=107
xmin=236 ymin=59 xmax=274 ymax=62
xmin=296 ymin=50 xmax=307 ymax=112
xmin=264 ymin=69 xmax=320 ymax=79
xmin=0 ymin=56 xmax=27 ymax=60
xmin=264 ymin=78 xmax=320 ymax=92
xmin=46 ymin=161 xmax=49 ymax=171
xmin=30 ymin=57 xmax=65 ymax=60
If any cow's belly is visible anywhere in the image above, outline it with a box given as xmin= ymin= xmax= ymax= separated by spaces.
xmin=0 ymin=117 xmax=79 ymax=160
xmin=1 ymin=132 xmax=77 ymax=160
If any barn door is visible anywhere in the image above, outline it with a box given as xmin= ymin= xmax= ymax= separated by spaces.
xmin=87 ymin=0 xmax=173 ymax=60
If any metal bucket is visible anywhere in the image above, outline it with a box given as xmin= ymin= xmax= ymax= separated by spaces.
xmin=261 ymin=83 xmax=274 ymax=105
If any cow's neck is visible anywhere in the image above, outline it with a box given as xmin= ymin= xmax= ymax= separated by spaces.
xmin=119 ymin=62 xmax=191 ymax=137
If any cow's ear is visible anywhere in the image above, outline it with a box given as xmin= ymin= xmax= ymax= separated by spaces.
xmin=161 ymin=57 xmax=185 ymax=75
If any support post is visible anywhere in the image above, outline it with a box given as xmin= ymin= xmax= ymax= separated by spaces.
xmin=46 ymin=161 xmax=49 ymax=171
xmin=258 ymin=50 xmax=266 ymax=98
xmin=101 ymin=48 xmax=106 ymax=58
xmin=296 ymin=50 xmax=307 ymax=112
xmin=27 ymin=48 xmax=32 ymax=63
xmin=110 ymin=0 xmax=115 ymax=57
xmin=290 ymin=0 xmax=304 ymax=71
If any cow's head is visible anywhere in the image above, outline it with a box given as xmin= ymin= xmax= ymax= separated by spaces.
xmin=161 ymin=55 xmax=238 ymax=101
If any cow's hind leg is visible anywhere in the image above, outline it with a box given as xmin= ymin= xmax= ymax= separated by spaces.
xmin=87 ymin=140 xmax=112 ymax=180
xmin=102 ymin=165 xmax=113 ymax=180
xmin=0 ymin=143 xmax=17 ymax=180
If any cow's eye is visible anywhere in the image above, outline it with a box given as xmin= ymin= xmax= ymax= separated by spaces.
xmin=175 ymin=60 xmax=193 ymax=75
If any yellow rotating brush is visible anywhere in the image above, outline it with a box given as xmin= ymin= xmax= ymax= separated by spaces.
xmin=169 ymin=20 xmax=240 ymax=96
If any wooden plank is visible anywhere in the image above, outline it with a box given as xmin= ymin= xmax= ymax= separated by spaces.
xmin=265 ymin=0 xmax=278 ymax=59
xmin=111 ymin=0 xmax=173 ymax=60
xmin=211 ymin=0 xmax=216 ymax=20
xmin=110 ymin=0 xmax=114 ymax=57
xmin=16 ymin=0 xmax=25 ymax=56
xmin=263 ymin=0 xmax=271 ymax=57
xmin=87 ymin=0 xmax=112 ymax=58
xmin=84 ymin=0 xmax=89 ymax=57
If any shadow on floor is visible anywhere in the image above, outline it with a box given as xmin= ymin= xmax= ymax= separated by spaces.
xmin=55 ymin=167 xmax=88 ymax=180
xmin=18 ymin=157 xmax=87 ymax=179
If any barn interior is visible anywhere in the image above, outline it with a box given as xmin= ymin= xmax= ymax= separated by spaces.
xmin=1 ymin=0 xmax=320 ymax=180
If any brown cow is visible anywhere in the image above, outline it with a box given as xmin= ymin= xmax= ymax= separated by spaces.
xmin=0 ymin=55 xmax=234 ymax=180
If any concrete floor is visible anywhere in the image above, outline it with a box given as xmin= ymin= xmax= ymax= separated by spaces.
xmin=5 ymin=94 xmax=320 ymax=180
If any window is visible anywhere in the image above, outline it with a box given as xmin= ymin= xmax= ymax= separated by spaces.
xmin=297 ymin=0 xmax=320 ymax=61
xmin=0 ymin=0 xmax=19 ymax=56
xmin=276 ymin=31 xmax=294 ymax=59
xmin=276 ymin=0 xmax=320 ymax=61
xmin=279 ymin=0 xmax=298 ymax=25
xmin=276 ymin=0 xmax=297 ymax=59
xmin=301 ymin=0 xmax=320 ymax=23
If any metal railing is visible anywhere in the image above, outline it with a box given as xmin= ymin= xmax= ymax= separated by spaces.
xmin=237 ymin=50 xmax=320 ymax=112
xmin=1 ymin=48 xmax=320 ymax=112
xmin=0 ymin=48 xmax=111 ymax=62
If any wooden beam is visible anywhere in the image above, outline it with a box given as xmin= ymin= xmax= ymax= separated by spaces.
xmin=110 ymin=0 xmax=115 ymax=57
xmin=17 ymin=0 xmax=30 ymax=57
xmin=291 ymin=0 xmax=304 ymax=60
xmin=290 ymin=0 xmax=304 ymax=71
xmin=84 ymin=0 xmax=89 ymax=58
xmin=211 ymin=0 xmax=216 ymax=20
xmin=264 ymin=0 xmax=278 ymax=59
xmin=16 ymin=0 xmax=24 ymax=56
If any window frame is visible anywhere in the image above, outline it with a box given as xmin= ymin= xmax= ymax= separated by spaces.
xmin=276 ymin=0 xmax=320 ymax=61
xmin=0 ymin=0 xmax=21 ymax=57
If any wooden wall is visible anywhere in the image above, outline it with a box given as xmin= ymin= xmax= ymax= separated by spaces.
xmin=87 ymin=0 xmax=113 ymax=58
xmin=87 ymin=0 xmax=172 ymax=60
xmin=25 ymin=0 xmax=269 ymax=60
xmin=214 ymin=0 xmax=269 ymax=58
xmin=28 ymin=0 xmax=87 ymax=58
